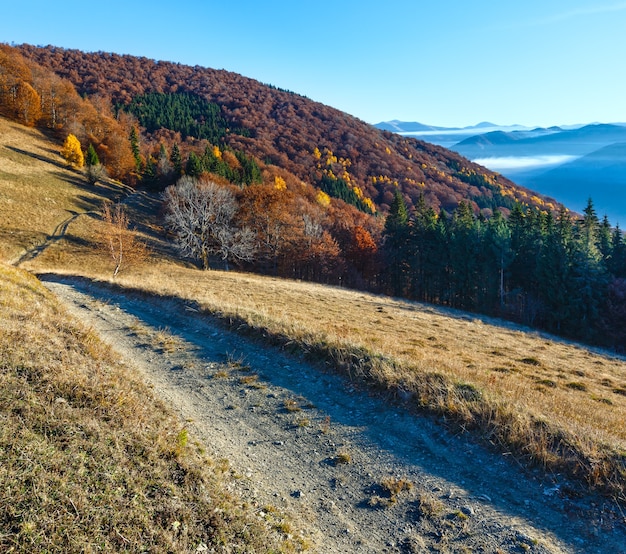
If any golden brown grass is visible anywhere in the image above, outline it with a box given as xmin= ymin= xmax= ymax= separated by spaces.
xmin=3 ymin=115 xmax=626 ymax=498
xmin=0 ymin=117 xmax=132 ymax=265
xmin=369 ymin=477 xmax=414 ymax=508
xmin=0 ymin=263 xmax=305 ymax=553
xmin=31 ymin=263 xmax=626 ymax=498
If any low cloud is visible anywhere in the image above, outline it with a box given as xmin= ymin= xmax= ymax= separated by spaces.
xmin=473 ymin=155 xmax=578 ymax=171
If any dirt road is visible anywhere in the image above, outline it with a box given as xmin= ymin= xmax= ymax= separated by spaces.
xmin=41 ymin=274 xmax=626 ymax=553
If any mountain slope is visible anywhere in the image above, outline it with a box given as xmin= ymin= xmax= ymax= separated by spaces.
xmin=16 ymin=44 xmax=557 ymax=215
xmin=519 ymin=142 xmax=626 ymax=223
xmin=454 ymin=123 xmax=626 ymax=159
xmin=2 ymin=111 xmax=626 ymax=550
xmin=374 ymin=120 xmax=452 ymax=133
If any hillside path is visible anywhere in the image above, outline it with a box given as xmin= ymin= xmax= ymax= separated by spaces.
xmin=9 ymin=211 xmax=90 ymax=266
xmin=41 ymin=274 xmax=626 ymax=553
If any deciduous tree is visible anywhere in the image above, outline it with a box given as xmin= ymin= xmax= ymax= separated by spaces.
xmin=164 ymin=176 xmax=256 ymax=270
xmin=60 ymin=133 xmax=84 ymax=168
xmin=99 ymin=202 xmax=149 ymax=277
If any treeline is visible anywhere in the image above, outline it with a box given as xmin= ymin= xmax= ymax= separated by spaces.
xmin=381 ymin=193 xmax=626 ymax=349
xmin=164 ymin=175 xmax=381 ymax=286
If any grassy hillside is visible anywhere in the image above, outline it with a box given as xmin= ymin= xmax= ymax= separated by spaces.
xmin=2 ymin=114 xmax=625 ymax=509
xmin=34 ymin=264 xmax=626 ymax=498
xmin=0 ymin=119 xmax=306 ymax=552
xmin=0 ymin=118 xmax=131 ymax=264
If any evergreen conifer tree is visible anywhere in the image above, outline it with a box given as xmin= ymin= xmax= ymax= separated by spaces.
xmin=85 ymin=143 xmax=103 ymax=184
xmin=383 ymin=191 xmax=410 ymax=296
xmin=185 ymin=152 xmax=203 ymax=177
xmin=130 ymin=127 xmax=142 ymax=171
xmin=170 ymin=143 xmax=182 ymax=178
xmin=86 ymin=143 xmax=100 ymax=167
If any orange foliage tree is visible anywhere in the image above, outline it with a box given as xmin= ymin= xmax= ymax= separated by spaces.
xmin=238 ymin=183 xmax=298 ymax=274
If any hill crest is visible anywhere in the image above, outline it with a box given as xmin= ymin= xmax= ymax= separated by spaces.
xmin=15 ymin=43 xmax=558 ymax=217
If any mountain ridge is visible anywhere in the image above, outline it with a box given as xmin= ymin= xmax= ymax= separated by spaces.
xmin=455 ymin=123 xmax=626 ymax=157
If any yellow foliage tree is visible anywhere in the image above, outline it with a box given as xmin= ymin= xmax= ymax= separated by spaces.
xmin=316 ymin=190 xmax=331 ymax=207
xmin=274 ymin=175 xmax=286 ymax=190
xmin=60 ymin=134 xmax=84 ymax=168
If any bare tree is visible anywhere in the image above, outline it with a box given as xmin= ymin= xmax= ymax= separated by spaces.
xmin=163 ymin=175 xmax=256 ymax=270
xmin=86 ymin=162 xmax=106 ymax=185
xmin=99 ymin=202 xmax=149 ymax=277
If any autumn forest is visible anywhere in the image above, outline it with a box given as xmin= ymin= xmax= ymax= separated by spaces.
xmin=1 ymin=43 xmax=625 ymax=349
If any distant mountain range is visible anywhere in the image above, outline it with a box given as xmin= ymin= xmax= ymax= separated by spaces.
xmin=375 ymin=121 xmax=626 ymax=224
xmin=375 ymin=120 xmax=500 ymax=133
xmin=373 ymin=121 xmax=531 ymax=147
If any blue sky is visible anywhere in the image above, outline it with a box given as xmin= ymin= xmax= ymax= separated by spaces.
xmin=1 ymin=1 xmax=625 ymax=128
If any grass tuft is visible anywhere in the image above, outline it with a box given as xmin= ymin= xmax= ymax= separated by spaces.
xmin=334 ymin=451 xmax=352 ymax=465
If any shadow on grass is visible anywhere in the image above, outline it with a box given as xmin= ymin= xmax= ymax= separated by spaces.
xmin=36 ymin=273 xmax=626 ymax=553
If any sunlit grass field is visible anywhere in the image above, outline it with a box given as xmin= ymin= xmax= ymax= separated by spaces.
xmin=2 ymin=115 xmax=625 ymax=499
xmin=0 ymin=118 xmax=132 ymax=263
xmin=0 ymin=119 xmax=305 ymax=552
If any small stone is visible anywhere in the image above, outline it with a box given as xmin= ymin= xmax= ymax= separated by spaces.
xmin=291 ymin=490 xmax=303 ymax=498
xmin=461 ymin=505 xmax=475 ymax=516
xmin=515 ymin=531 xmax=534 ymax=544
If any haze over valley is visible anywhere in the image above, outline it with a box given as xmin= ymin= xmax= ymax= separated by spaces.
xmin=378 ymin=120 xmax=626 ymax=224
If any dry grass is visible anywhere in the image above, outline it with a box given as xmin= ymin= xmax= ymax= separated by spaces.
xmin=380 ymin=477 xmax=414 ymax=499
xmin=369 ymin=477 xmax=414 ymax=508
xmin=334 ymin=451 xmax=352 ymax=465
xmin=0 ymin=263 xmax=305 ymax=553
xmin=36 ymin=263 xmax=626 ymax=497
xmin=0 ymin=118 xmax=131 ymax=265
xmin=3 ymin=115 xmax=626 ymax=497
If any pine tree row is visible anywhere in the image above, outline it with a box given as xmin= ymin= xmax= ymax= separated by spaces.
xmin=382 ymin=192 xmax=626 ymax=348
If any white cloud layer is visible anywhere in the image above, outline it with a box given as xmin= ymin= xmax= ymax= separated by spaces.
xmin=472 ymin=155 xmax=578 ymax=171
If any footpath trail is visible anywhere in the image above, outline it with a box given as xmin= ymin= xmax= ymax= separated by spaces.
xmin=41 ymin=274 xmax=626 ymax=553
